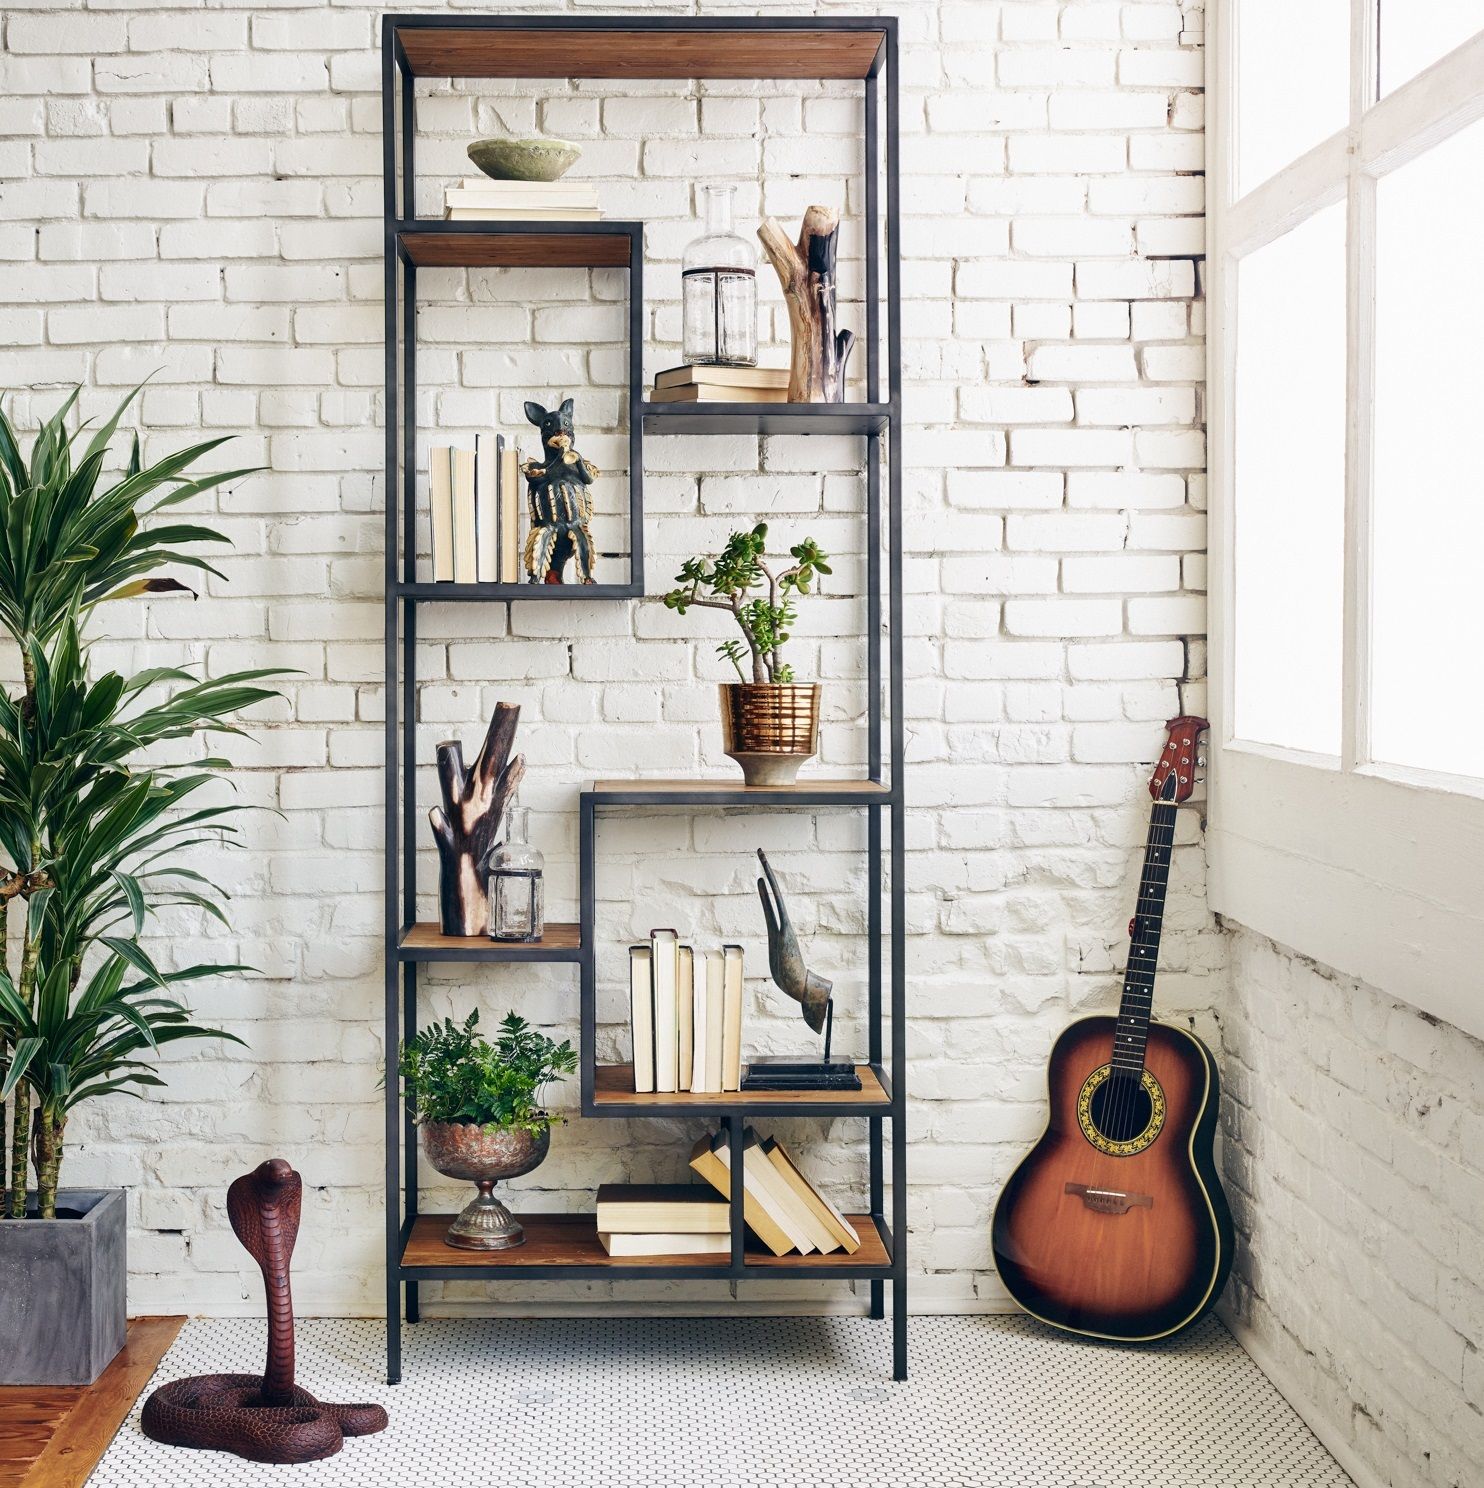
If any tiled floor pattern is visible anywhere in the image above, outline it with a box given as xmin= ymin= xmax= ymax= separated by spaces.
xmin=90 ymin=1314 xmax=1352 ymax=1488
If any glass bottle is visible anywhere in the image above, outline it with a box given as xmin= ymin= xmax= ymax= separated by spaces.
xmin=682 ymin=184 xmax=758 ymax=367
xmin=484 ymin=802 xmax=545 ymax=943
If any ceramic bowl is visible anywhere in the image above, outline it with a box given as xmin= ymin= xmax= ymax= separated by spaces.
xmin=466 ymin=137 xmax=581 ymax=182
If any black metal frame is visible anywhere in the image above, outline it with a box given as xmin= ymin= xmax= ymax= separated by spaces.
xmin=383 ymin=11 xmax=905 ymax=1384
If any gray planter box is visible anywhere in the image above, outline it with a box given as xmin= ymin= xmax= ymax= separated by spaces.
xmin=0 ymin=1188 xmax=126 ymax=1384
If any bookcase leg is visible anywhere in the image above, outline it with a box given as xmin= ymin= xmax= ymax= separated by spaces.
xmin=870 ymin=1280 xmax=884 ymax=1320
xmin=407 ymin=1279 xmax=420 ymax=1324
xmin=387 ymin=1298 xmax=402 ymax=1386
xmin=893 ymin=1279 xmax=907 ymax=1381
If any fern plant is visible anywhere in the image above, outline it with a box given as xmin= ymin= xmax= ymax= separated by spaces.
xmin=661 ymin=524 xmax=830 ymax=684
xmin=0 ymin=386 xmax=280 ymax=1217
xmin=397 ymin=1010 xmax=577 ymax=1133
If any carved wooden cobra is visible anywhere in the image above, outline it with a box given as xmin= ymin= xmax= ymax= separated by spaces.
xmin=141 ymin=1159 xmax=388 ymax=1464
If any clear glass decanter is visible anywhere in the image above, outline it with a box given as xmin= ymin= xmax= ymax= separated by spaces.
xmin=682 ymin=184 xmax=758 ymax=367
xmin=484 ymin=802 xmax=545 ymax=943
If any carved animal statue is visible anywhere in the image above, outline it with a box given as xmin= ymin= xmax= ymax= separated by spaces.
xmin=522 ymin=397 xmax=598 ymax=585
xmin=141 ymin=1159 xmax=388 ymax=1464
xmin=757 ymin=848 xmax=832 ymax=1034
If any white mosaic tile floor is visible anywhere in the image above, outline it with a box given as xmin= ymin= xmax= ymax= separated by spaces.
xmin=91 ymin=1314 xmax=1352 ymax=1488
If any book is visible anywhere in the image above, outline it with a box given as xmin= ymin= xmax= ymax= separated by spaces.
xmin=595 ymin=1184 xmax=728 ymax=1234
xmin=721 ymin=943 xmax=744 ymax=1092
xmin=651 ymin=928 xmax=679 ymax=1093
xmin=654 ymin=364 xmax=790 ymax=391
xmin=647 ymin=384 xmax=788 ymax=405
xmin=450 ymin=179 xmax=600 ymax=203
xmin=446 ymin=206 xmax=603 ymax=222
xmin=500 ymin=443 xmax=520 ymax=582
xmin=738 ymin=1130 xmax=821 ymax=1254
xmin=703 ymin=950 xmax=725 ymax=1092
xmin=629 ymin=944 xmax=654 ymax=1093
xmin=428 ymin=445 xmax=454 ymax=582
xmin=676 ymin=945 xmax=694 ymax=1093
xmin=475 ymin=432 xmax=500 ymax=583
xmin=599 ymin=1231 xmax=730 ymax=1257
xmin=688 ymin=1131 xmax=794 ymax=1257
xmin=451 ymin=446 xmax=477 ymax=584
xmin=763 ymin=1136 xmax=861 ymax=1255
xmin=690 ymin=949 xmax=711 ymax=1093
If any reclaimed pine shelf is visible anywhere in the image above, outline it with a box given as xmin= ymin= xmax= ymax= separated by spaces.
xmin=398 ymin=922 xmax=582 ymax=964
xmin=591 ymin=1062 xmax=891 ymax=1114
xmin=384 ymin=9 xmax=906 ymax=1384
xmin=401 ymin=1213 xmax=892 ymax=1275
xmin=586 ymin=778 xmax=892 ymax=808
xmin=642 ymin=402 xmax=892 ymax=436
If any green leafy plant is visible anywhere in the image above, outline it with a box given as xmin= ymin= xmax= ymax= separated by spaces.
xmin=0 ymin=386 xmax=280 ymax=1217
xmin=397 ymin=1010 xmax=577 ymax=1133
xmin=661 ymin=523 xmax=830 ymax=684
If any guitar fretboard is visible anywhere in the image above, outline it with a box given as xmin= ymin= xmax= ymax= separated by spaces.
xmin=1111 ymin=796 xmax=1177 ymax=1077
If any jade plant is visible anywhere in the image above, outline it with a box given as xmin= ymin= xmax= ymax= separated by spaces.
xmin=0 ymin=386 xmax=280 ymax=1218
xmin=661 ymin=523 xmax=830 ymax=684
xmin=397 ymin=1010 xmax=577 ymax=1133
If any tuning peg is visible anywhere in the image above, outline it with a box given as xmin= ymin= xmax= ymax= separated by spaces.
xmin=1194 ymin=773 xmax=1205 ymax=783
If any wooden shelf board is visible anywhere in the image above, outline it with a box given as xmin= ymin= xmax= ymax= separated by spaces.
xmin=592 ymin=1063 xmax=889 ymax=1111
xmin=642 ymin=402 xmax=891 ymax=436
xmin=586 ymin=778 xmax=891 ymax=808
xmin=397 ymin=581 xmax=640 ymax=602
xmin=394 ymin=26 xmax=887 ymax=81
xmin=398 ymin=922 xmax=582 ymax=963
xmin=401 ymin=1212 xmax=888 ymax=1271
xmin=398 ymin=223 xmax=636 ymax=269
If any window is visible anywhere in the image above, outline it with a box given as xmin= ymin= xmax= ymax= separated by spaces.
xmin=1208 ymin=1 xmax=1484 ymax=1037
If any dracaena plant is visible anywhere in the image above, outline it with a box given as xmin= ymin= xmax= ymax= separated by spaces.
xmin=0 ymin=386 xmax=280 ymax=1218
xmin=661 ymin=523 xmax=830 ymax=684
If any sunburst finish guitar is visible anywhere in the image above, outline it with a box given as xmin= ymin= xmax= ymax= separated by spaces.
xmin=992 ymin=716 xmax=1234 ymax=1341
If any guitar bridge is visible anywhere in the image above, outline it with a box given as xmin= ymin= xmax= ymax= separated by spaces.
xmin=1065 ymin=1182 xmax=1153 ymax=1215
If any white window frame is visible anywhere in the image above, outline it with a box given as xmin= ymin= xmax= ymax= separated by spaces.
xmin=1207 ymin=1 xmax=1484 ymax=1039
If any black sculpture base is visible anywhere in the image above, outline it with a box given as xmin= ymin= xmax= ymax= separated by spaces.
xmin=741 ymin=1055 xmax=863 ymax=1092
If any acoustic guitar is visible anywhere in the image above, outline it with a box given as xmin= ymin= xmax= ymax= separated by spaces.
xmin=991 ymin=715 xmax=1234 ymax=1342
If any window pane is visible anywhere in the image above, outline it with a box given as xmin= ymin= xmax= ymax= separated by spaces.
xmin=1233 ymin=205 xmax=1347 ymax=756
xmin=1371 ymin=120 xmax=1484 ymax=779
xmin=1380 ymin=1 xmax=1483 ymax=94
xmin=1237 ymin=1 xmax=1349 ymax=194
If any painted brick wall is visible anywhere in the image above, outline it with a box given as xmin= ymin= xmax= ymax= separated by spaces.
xmin=1220 ymin=930 xmax=1484 ymax=1488
xmin=0 ymin=0 xmax=1211 ymax=1316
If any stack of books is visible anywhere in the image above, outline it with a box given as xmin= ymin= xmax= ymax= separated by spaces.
xmin=628 ymin=932 xmax=743 ymax=1095
xmin=428 ymin=435 xmax=522 ymax=584
xmin=689 ymin=1128 xmax=861 ymax=1257
xmin=444 ymin=178 xmax=600 ymax=221
xmin=647 ymin=365 xmax=790 ymax=405
xmin=594 ymin=1184 xmax=729 ymax=1257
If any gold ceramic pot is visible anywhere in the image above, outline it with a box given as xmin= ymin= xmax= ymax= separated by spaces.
xmin=421 ymin=1122 xmax=550 ymax=1250
xmin=719 ymin=682 xmax=821 ymax=786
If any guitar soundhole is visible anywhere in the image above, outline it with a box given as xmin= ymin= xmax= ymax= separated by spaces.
xmin=1090 ymin=1074 xmax=1153 ymax=1144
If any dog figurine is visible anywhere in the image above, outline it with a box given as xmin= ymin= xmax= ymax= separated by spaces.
xmin=522 ymin=397 xmax=598 ymax=585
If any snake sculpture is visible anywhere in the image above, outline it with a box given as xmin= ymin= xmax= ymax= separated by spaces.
xmin=141 ymin=1158 xmax=388 ymax=1464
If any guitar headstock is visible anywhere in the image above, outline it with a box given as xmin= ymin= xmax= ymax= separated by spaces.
xmin=1150 ymin=715 xmax=1208 ymax=803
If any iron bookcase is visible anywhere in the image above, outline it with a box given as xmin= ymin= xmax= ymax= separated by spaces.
xmin=382 ymin=12 xmax=906 ymax=1381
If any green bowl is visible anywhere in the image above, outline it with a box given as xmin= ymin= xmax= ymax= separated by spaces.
xmin=467 ymin=137 xmax=581 ymax=183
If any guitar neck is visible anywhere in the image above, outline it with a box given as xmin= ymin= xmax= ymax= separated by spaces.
xmin=1112 ymin=797 xmax=1178 ymax=1076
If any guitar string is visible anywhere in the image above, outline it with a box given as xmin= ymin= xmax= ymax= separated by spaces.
xmin=1109 ymin=793 xmax=1177 ymax=1141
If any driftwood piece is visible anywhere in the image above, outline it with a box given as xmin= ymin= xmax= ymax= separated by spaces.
xmin=757 ymin=205 xmax=856 ymax=404
xmin=429 ymin=702 xmax=525 ymax=937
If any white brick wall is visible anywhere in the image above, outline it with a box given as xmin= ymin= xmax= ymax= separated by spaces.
xmin=2 ymin=0 xmax=1212 ymax=1317
xmin=1221 ymin=930 xmax=1484 ymax=1488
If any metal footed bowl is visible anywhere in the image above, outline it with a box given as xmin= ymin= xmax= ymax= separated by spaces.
xmin=421 ymin=1123 xmax=550 ymax=1250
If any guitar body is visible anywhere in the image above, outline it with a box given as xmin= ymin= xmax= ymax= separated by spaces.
xmin=992 ymin=1015 xmax=1234 ymax=1342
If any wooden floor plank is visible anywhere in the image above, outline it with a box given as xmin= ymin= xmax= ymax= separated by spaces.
xmin=0 ymin=1316 xmax=184 ymax=1488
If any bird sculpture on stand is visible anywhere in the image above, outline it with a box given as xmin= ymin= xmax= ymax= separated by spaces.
xmin=741 ymin=849 xmax=862 ymax=1091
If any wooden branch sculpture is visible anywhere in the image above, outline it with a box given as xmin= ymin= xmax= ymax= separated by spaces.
xmin=430 ymin=702 xmax=525 ymax=937
xmin=757 ymin=205 xmax=856 ymax=404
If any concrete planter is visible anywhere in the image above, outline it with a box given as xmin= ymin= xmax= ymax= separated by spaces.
xmin=0 ymin=1188 xmax=126 ymax=1384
